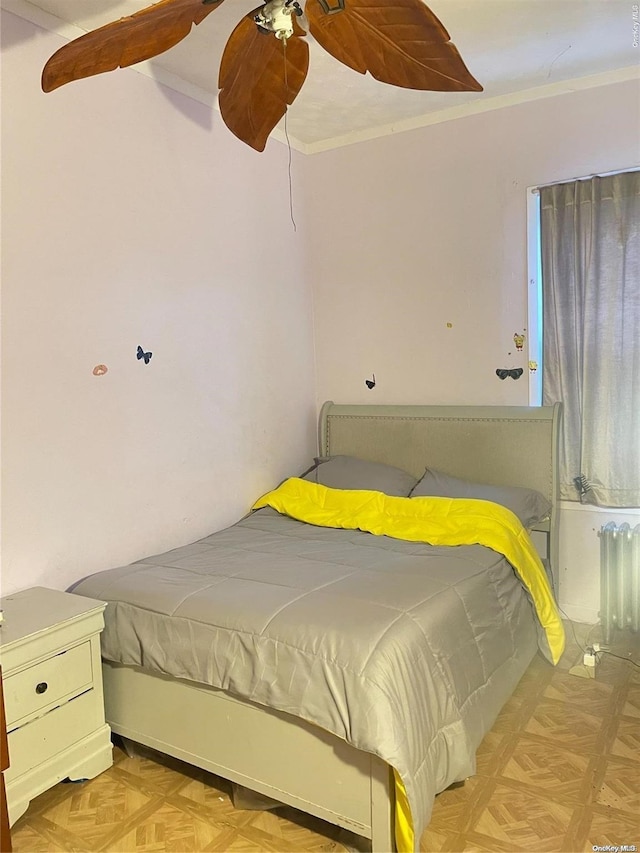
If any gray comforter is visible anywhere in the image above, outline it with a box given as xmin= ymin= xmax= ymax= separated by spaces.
xmin=72 ymin=506 xmax=540 ymax=846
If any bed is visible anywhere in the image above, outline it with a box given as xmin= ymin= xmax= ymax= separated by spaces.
xmin=70 ymin=402 xmax=562 ymax=852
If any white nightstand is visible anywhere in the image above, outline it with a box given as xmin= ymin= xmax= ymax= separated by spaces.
xmin=0 ymin=586 xmax=113 ymax=826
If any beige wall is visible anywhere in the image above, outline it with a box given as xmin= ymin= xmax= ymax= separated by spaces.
xmin=1 ymin=10 xmax=317 ymax=595
xmin=304 ymin=79 xmax=639 ymax=408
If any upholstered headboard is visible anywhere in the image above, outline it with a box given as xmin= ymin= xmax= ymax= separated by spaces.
xmin=318 ymin=402 xmax=562 ymax=594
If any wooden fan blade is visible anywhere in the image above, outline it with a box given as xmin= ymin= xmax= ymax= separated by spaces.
xmin=42 ymin=0 xmax=223 ymax=92
xmin=305 ymin=0 xmax=482 ymax=92
xmin=218 ymin=11 xmax=309 ymax=151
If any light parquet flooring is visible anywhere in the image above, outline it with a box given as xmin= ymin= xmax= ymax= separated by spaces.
xmin=9 ymin=623 xmax=640 ymax=853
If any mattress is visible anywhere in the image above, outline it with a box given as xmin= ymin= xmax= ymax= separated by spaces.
xmin=72 ymin=505 xmax=540 ymax=841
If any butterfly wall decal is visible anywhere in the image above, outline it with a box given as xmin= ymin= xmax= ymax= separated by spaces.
xmin=496 ymin=368 xmax=523 ymax=380
xmin=137 ymin=345 xmax=153 ymax=364
xmin=40 ymin=0 xmax=483 ymax=151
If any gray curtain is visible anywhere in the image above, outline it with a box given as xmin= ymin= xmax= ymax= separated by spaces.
xmin=540 ymin=171 xmax=640 ymax=507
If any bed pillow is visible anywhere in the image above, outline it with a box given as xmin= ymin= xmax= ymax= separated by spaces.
xmin=300 ymin=455 xmax=417 ymax=497
xmin=410 ymin=468 xmax=551 ymax=526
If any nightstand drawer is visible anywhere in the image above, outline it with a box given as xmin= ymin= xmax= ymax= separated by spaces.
xmin=4 ymin=642 xmax=93 ymax=729
xmin=5 ymin=689 xmax=99 ymax=783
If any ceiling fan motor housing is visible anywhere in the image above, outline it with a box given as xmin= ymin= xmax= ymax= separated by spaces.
xmin=254 ymin=0 xmax=302 ymax=39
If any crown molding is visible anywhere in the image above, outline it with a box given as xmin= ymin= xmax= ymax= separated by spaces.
xmin=300 ymin=66 xmax=640 ymax=155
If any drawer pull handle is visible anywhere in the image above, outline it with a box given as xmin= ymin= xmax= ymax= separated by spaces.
xmin=35 ymin=682 xmax=48 ymax=695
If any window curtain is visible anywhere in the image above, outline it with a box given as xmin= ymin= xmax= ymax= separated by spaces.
xmin=540 ymin=171 xmax=640 ymax=507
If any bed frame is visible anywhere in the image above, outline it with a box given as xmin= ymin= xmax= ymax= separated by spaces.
xmin=102 ymin=402 xmax=561 ymax=852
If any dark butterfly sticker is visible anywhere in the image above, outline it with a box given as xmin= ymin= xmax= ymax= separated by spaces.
xmin=496 ymin=368 xmax=523 ymax=380
xmin=137 ymin=345 xmax=152 ymax=365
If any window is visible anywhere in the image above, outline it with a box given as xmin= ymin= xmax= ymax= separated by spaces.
xmin=527 ymin=170 xmax=640 ymax=508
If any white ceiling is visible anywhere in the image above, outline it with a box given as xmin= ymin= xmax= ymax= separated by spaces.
xmin=6 ymin=0 xmax=640 ymax=152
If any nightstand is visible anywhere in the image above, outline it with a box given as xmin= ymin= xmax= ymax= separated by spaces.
xmin=0 ymin=587 xmax=113 ymax=826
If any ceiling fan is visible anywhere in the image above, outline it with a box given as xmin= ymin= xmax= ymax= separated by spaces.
xmin=41 ymin=0 xmax=482 ymax=151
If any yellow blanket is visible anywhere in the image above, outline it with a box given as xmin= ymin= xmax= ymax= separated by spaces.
xmin=253 ymin=477 xmax=563 ymax=662
xmin=252 ymin=477 xmax=565 ymax=851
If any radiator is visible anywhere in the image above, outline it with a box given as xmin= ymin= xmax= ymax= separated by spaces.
xmin=599 ymin=522 xmax=640 ymax=643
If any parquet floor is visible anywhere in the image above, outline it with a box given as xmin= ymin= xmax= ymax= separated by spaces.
xmin=9 ymin=622 xmax=640 ymax=853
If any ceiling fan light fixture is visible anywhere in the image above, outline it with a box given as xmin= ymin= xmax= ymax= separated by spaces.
xmin=254 ymin=0 xmax=303 ymax=40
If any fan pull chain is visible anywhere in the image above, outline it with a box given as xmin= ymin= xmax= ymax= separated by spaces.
xmin=282 ymin=38 xmax=297 ymax=233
